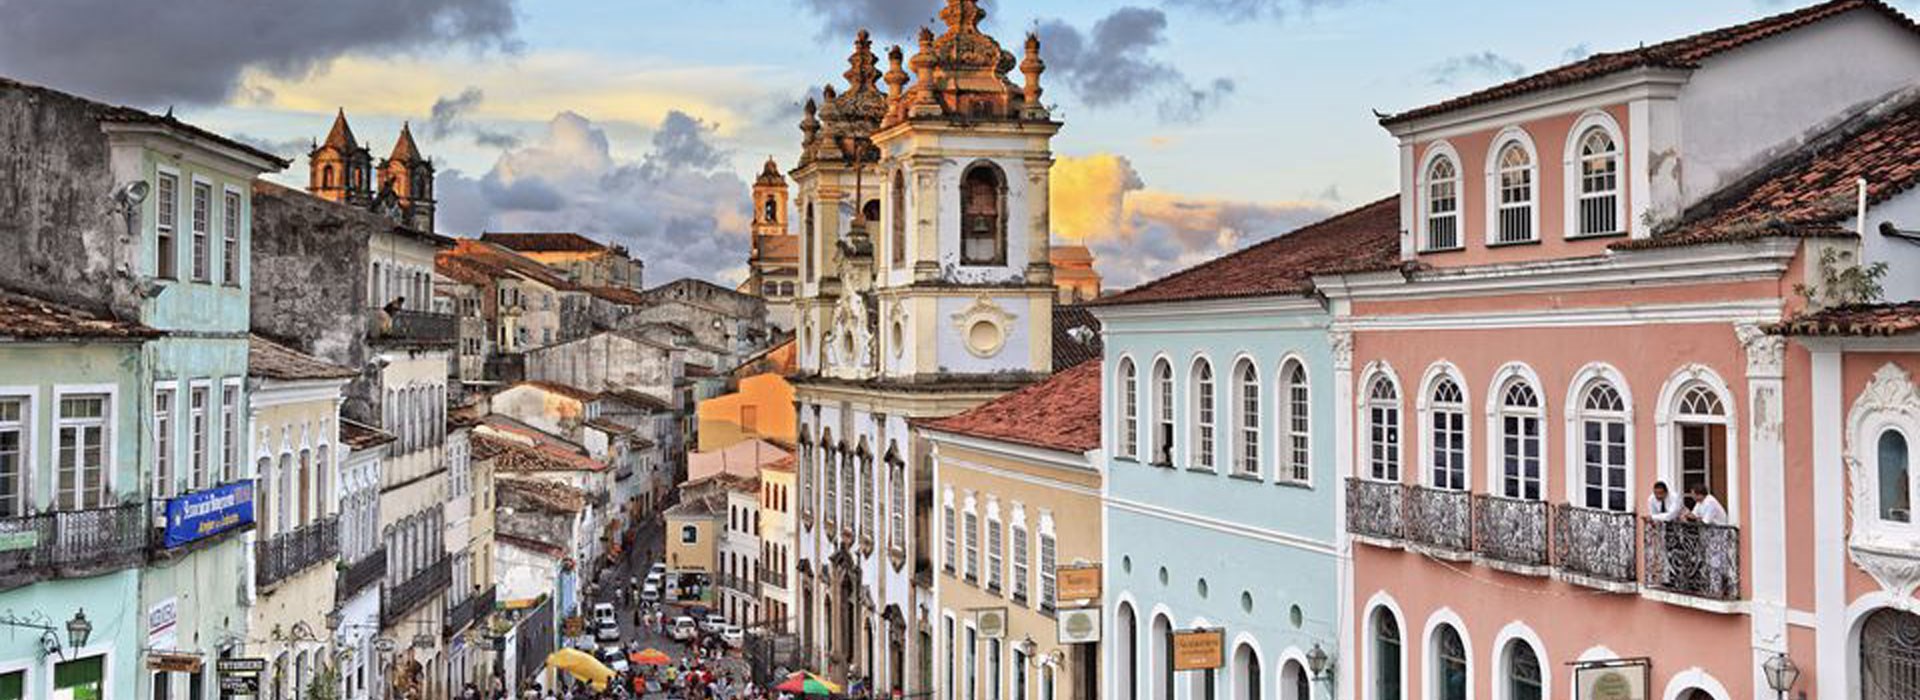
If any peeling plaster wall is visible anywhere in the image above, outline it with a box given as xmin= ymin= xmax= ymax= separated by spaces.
xmin=251 ymin=184 xmax=379 ymax=419
xmin=0 ymin=82 xmax=134 ymax=315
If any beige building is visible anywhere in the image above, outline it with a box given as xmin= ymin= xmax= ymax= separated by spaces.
xmin=665 ymin=494 xmax=722 ymax=573
xmin=443 ymin=419 xmax=498 ymax=693
xmin=481 ymin=232 xmax=643 ymax=291
xmin=922 ymin=360 xmax=1104 ymax=700
xmin=757 ymin=456 xmax=799 ymax=633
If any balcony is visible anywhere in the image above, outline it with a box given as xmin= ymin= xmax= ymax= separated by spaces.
xmin=1472 ymin=495 xmax=1550 ymax=572
xmin=1404 ymin=486 xmax=1471 ymax=557
xmin=758 ymin=567 xmax=788 ymax=591
xmin=1644 ymin=519 xmax=1741 ymax=604
xmin=1553 ymin=505 xmax=1637 ymax=589
xmin=0 ymin=503 xmax=148 ymax=592
xmin=446 ymin=585 xmax=497 ymax=638
xmin=718 ymin=573 xmax=755 ymax=595
xmin=383 ymin=556 xmax=452 ymax=626
xmin=337 ymin=547 xmax=387 ymax=602
xmin=1345 ymin=478 xmax=1405 ymax=543
xmin=255 ymin=517 xmax=340 ymax=590
xmin=375 ymin=309 xmax=457 ymax=346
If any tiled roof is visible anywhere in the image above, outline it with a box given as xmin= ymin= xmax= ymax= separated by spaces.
xmin=685 ymin=363 xmax=718 ymax=378
xmin=1767 ymin=302 xmax=1920 ymax=337
xmin=512 ymin=380 xmax=598 ymax=403
xmin=340 ymin=420 xmax=396 ymax=450
xmin=1380 ymin=0 xmax=1920 ymax=127
xmin=586 ymin=286 xmax=648 ymax=306
xmin=0 ymin=288 xmax=160 ymax=341
xmin=472 ymin=433 xmax=606 ymax=473
xmin=439 ymin=239 xmax=579 ymax=291
xmin=584 ymin=418 xmax=635 ymax=435
xmin=481 ymin=232 xmax=609 ymax=254
xmin=1091 ymin=196 xmax=1401 ymax=307
xmin=499 ymin=477 xmax=586 ymax=514
xmin=920 ymin=360 xmax=1103 ymax=454
xmin=1051 ymin=305 xmax=1104 ymax=372
xmin=762 ymin=455 xmax=796 ymax=473
xmin=599 ymin=388 xmax=673 ymax=412
xmin=1615 ymin=92 xmax=1920 ymax=250
xmin=249 ymin=334 xmax=357 ymax=381
xmin=687 ymin=438 xmax=792 ymax=483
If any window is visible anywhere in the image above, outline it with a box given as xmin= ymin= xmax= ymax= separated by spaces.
xmin=861 ymin=450 xmax=875 ymax=538
xmin=1011 ymin=522 xmax=1029 ymax=603
xmin=1505 ymin=641 xmax=1542 ymax=700
xmin=1234 ymin=361 xmax=1259 ymax=477
xmin=988 ymin=639 xmax=1002 ymax=700
xmin=0 ymin=398 xmax=24 ymax=518
xmin=1367 ymin=376 xmax=1401 ymax=481
xmin=1120 ymin=360 xmax=1139 ymax=459
xmin=1675 ymin=384 xmax=1729 ymax=502
xmin=1039 ymin=529 xmax=1057 ymax=611
xmin=889 ymin=456 xmax=906 ymax=549
xmin=1576 ymin=127 xmax=1621 ymax=236
xmin=1013 ymin=647 xmax=1028 ymax=700
xmin=1580 ymin=381 xmax=1630 ymax=511
xmin=221 ymin=383 xmax=239 ymax=483
xmin=222 ymin=190 xmax=242 ymax=283
xmin=1429 ymin=377 xmax=1466 ymax=490
xmin=824 ymin=442 xmax=838 ymax=527
xmin=56 ymin=394 xmax=108 ymax=510
xmin=1425 ymin=155 xmax=1460 ymax=250
xmin=987 ymin=514 xmax=1004 ymax=592
xmin=1282 ymin=361 xmax=1311 ymax=483
xmin=1494 ymin=141 xmax=1535 ymax=244
xmin=156 ymin=173 xmax=178 ymax=279
xmin=1192 ymin=360 xmax=1215 ymax=470
xmin=1880 ymin=429 xmax=1911 ymax=523
xmin=841 ymin=450 xmax=855 ymax=528
xmin=892 ymin=169 xmax=908 ymax=267
xmin=944 ymin=502 xmax=958 ymax=572
xmin=191 ymin=181 xmax=212 ymax=281
xmin=804 ymin=202 xmax=816 ymax=275
xmin=1498 ymin=379 xmax=1543 ymax=500
xmin=189 ymin=385 xmax=208 ymax=490
xmin=154 ymin=386 xmax=175 ymax=497
xmin=961 ymin=165 xmax=1006 ymax=265
xmin=945 ymin=617 xmax=957 ymax=700
xmin=1372 ymin=610 xmax=1401 ymax=700
xmin=964 ymin=508 xmax=980 ymax=582
xmin=1153 ymin=360 xmax=1174 ymax=466
xmin=1434 ymin=625 xmax=1466 ymax=700
xmin=681 ymin=525 xmax=698 ymax=544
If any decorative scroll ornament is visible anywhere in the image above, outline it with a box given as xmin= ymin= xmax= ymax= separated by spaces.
xmin=1846 ymin=363 xmax=1920 ymax=596
xmin=950 ymin=295 xmax=1015 ymax=358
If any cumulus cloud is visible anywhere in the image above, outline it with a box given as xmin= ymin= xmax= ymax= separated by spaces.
xmin=437 ymin=110 xmax=751 ymax=285
xmin=427 ymin=86 xmax=523 ymax=148
xmin=1050 ymin=154 xmax=1336 ymax=288
xmin=0 ymin=0 xmax=519 ymax=107
xmin=792 ymin=0 xmax=955 ymax=41
xmin=1562 ymin=43 xmax=1594 ymax=63
xmin=1160 ymin=0 xmax=1358 ymax=21
xmin=1037 ymin=7 xmax=1236 ymax=123
xmin=1427 ymin=51 xmax=1527 ymax=86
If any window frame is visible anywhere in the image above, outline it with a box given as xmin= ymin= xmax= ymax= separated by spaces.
xmin=1279 ymin=358 xmax=1312 ymax=485
xmin=152 ymin=382 xmax=177 ymax=499
xmin=1151 ymin=358 xmax=1175 ymax=467
xmin=1419 ymin=144 xmax=1463 ymax=252
xmin=1190 ymin=357 xmax=1217 ymax=472
xmin=190 ymin=177 xmax=213 ymax=282
xmin=187 ymin=380 xmax=210 ymax=492
xmin=53 ymin=385 xmax=115 ymax=511
xmin=1232 ymin=358 xmax=1260 ymax=478
xmin=1566 ymin=366 xmax=1633 ymax=512
xmin=963 ymin=498 xmax=980 ymax=583
xmin=1419 ymin=365 xmax=1469 ymax=492
xmin=0 ymin=390 xmax=34 ymax=519
xmin=1485 ymin=129 xmax=1540 ymax=246
xmin=1430 ymin=623 xmax=1470 ymax=700
xmin=1656 ymin=366 xmax=1740 ymax=526
xmin=986 ymin=503 xmax=1004 ymax=594
xmin=1363 ymin=369 xmax=1403 ymax=483
xmin=221 ymin=185 xmax=244 ymax=285
xmin=1010 ymin=516 xmax=1030 ymax=604
xmin=1489 ymin=367 xmax=1546 ymax=501
xmin=959 ymin=161 xmax=1010 ymax=267
xmin=155 ymin=169 xmax=180 ymax=280
xmin=1563 ymin=112 xmax=1626 ymax=240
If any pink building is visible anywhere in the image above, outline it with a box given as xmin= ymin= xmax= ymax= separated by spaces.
xmin=1317 ymin=3 xmax=1920 ymax=700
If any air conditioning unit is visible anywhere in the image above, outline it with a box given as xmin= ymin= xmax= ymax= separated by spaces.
xmin=1056 ymin=606 xmax=1102 ymax=644
xmin=975 ymin=608 xmax=1007 ymax=639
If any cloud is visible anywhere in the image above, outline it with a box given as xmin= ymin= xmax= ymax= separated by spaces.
xmin=428 ymin=86 xmax=522 ymax=148
xmin=439 ymin=110 xmax=752 ymax=285
xmin=1050 ymin=153 xmax=1336 ymax=288
xmin=792 ymin=0 xmax=965 ymax=41
xmin=1036 ymin=7 xmax=1236 ymax=123
xmin=1561 ymin=43 xmax=1594 ymax=63
xmin=0 ymin=0 xmax=519 ymax=107
xmin=230 ymin=133 xmax=312 ymax=161
xmin=1427 ymin=51 xmax=1527 ymax=86
xmin=1159 ymin=0 xmax=1358 ymax=21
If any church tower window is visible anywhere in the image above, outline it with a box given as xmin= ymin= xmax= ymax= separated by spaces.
xmin=961 ymin=163 xmax=1007 ymax=266
xmin=891 ymin=170 xmax=908 ymax=268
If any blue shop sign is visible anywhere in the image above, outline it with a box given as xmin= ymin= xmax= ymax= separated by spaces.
xmin=162 ymin=481 xmax=255 ymax=548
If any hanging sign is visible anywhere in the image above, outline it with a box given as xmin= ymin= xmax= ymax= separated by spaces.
xmin=1574 ymin=658 xmax=1651 ymax=700
xmin=160 ymin=480 xmax=255 ymax=548
xmin=1172 ymin=628 xmax=1224 ymax=671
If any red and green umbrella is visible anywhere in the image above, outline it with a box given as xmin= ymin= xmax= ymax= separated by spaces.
xmin=773 ymin=671 xmax=843 ymax=696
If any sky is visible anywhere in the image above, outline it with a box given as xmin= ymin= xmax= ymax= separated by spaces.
xmin=4 ymin=0 xmax=1913 ymax=288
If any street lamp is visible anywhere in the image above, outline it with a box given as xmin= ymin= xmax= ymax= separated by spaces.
xmin=1763 ymin=652 xmax=1800 ymax=700
xmin=1306 ymin=643 xmax=1333 ymax=683
xmin=65 ymin=610 xmax=91 ymax=649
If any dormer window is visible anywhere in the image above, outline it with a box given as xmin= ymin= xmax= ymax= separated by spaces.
xmin=1574 ymin=126 xmax=1621 ymax=237
xmin=1492 ymin=137 xmax=1537 ymax=244
xmin=961 ymin=164 xmax=1007 ymax=265
xmin=1423 ymin=154 xmax=1460 ymax=251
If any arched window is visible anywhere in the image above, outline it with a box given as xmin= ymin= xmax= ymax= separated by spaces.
xmin=1119 ymin=359 xmax=1140 ymax=460
xmin=1234 ymin=644 xmax=1261 ymax=700
xmin=1880 ymin=429 xmax=1912 ymax=523
xmin=1279 ymin=661 xmax=1309 ymax=700
xmin=1118 ymin=603 xmax=1139 ymax=700
xmin=256 ymin=456 xmax=274 ymax=536
xmin=1859 ymin=607 xmax=1920 ymax=698
xmin=1192 ymin=359 xmax=1216 ymax=470
xmin=1152 ymin=615 xmax=1174 ymax=700
xmin=1675 ymin=384 xmax=1729 ymax=504
xmin=1367 ymin=375 xmax=1401 ymax=481
xmin=1425 ymin=155 xmax=1460 ymax=251
xmin=961 ymin=164 xmax=1007 ymax=265
xmin=804 ymin=202 xmax=816 ymax=276
xmin=323 ymin=165 xmax=336 ymax=189
xmin=1494 ymin=141 xmax=1536 ymax=244
xmin=1504 ymin=640 xmax=1542 ymax=700
xmin=764 ymin=196 xmax=779 ymax=224
xmin=1153 ymin=360 xmax=1174 ymax=466
xmin=1233 ymin=360 xmax=1260 ymax=477
xmin=1575 ymin=127 xmax=1621 ymax=236
xmin=1282 ymin=361 xmax=1311 ymax=483
xmin=863 ymin=199 xmax=881 ymax=225
xmin=1497 ymin=378 xmax=1543 ymax=500
xmin=1429 ymin=377 xmax=1467 ymax=490
xmin=860 ymin=446 xmax=874 ymax=538
xmin=1579 ymin=380 xmax=1630 ymax=511
xmin=821 ymin=431 xmax=837 ymax=527
xmin=840 ymin=445 xmax=855 ymax=528
xmin=1433 ymin=624 xmax=1468 ymax=700
xmin=891 ymin=170 xmax=908 ymax=267
xmin=1372 ymin=609 xmax=1402 ymax=700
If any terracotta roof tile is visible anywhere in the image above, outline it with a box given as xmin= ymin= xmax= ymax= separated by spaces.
xmin=248 ymin=334 xmax=357 ymax=381
xmin=585 ymin=418 xmax=635 ymax=435
xmin=0 ymin=288 xmax=160 ymax=341
xmin=598 ymin=388 xmax=673 ymax=412
xmin=481 ymin=232 xmax=609 ymax=254
xmin=499 ymin=477 xmax=586 ymax=514
xmin=472 ymin=432 xmax=606 ymax=473
xmin=1051 ymin=306 xmax=1104 ymax=372
xmin=586 ymin=286 xmax=648 ymax=306
xmin=439 ymin=240 xmax=580 ymax=291
xmin=1767 ymin=302 xmax=1920 ymax=336
xmin=1381 ymin=0 xmax=1920 ymax=127
xmin=340 ymin=419 xmax=396 ymax=450
xmin=513 ymin=381 xmax=599 ymax=403
xmin=1091 ymin=197 xmax=1401 ymax=307
xmin=920 ymin=360 xmax=1103 ymax=454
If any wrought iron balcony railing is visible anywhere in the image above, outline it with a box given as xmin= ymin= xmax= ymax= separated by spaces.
xmin=1345 ymin=478 xmax=1405 ymax=541
xmin=1472 ymin=495 xmax=1550 ymax=569
xmin=1405 ymin=486 xmax=1472 ymax=554
xmin=1644 ymin=518 xmax=1741 ymax=601
xmin=758 ymin=567 xmax=788 ymax=590
xmin=376 ymin=309 xmax=457 ymax=345
xmin=1552 ymin=505 xmax=1637 ymax=585
xmin=337 ymin=547 xmax=387 ymax=602
xmin=382 ymin=556 xmax=451 ymax=626
xmin=0 ymin=502 xmax=147 ymax=591
xmin=255 ymin=517 xmax=340 ymax=589
xmin=445 ymin=585 xmax=497 ymax=638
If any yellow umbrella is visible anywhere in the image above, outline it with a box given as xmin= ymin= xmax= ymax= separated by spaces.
xmin=547 ymin=648 xmax=616 ymax=690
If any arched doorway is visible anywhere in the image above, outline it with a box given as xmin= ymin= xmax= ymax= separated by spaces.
xmin=1152 ymin=615 xmax=1173 ymax=700
xmin=1233 ymin=644 xmax=1260 ymax=700
xmin=1861 ymin=608 xmax=1920 ymax=699
xmin=1117 ymin=603 xmax=1138 ymax=700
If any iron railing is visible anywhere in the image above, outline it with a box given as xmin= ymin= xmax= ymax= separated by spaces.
xmin=337 ymin=547 xmax=387 ymax=602
xmin=1644 ymin=519 xmax=1741 ymax=600
xmin=377 ymin=309 xmax=457 ymax=345
xmin=1405 ymin=486 xmax=1472 ymax=554
xmin=1345 ymin=478 xmax=1405 ymax=540
xmin=255 ymin=517 xmax=340 ymax=589
xmin=1552 ymin=505 xmax=1637 ymax=584
xmin=1472 ymin=495 xmax=1550 ymax=568
xmin=0 ymin=502 xmax=147 ymax=591
xmin=383 ymin=555 xmax=451 ymax=626
xmin=446 ymin=585 xmax=497 ymax=638
xmin=758 ymin=567 xmax=788 ymax=590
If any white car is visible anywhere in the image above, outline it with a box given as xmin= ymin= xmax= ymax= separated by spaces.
xmin=701 ymin=614 xmax=727 ymax=634
xmin=649 ymin=562 xmax=668 ymax=577
xmin=670 ymin=616 xmax=699 ymax=642
xmin=592 ymin=603 xmax=620 ymax=643
xmin=640 ymin=584 xmax=661 ymax=603
xmin=720 ymin=624 xmax=745 ymax=649
xmin=597 ymin=645 xmax=631 ymax=674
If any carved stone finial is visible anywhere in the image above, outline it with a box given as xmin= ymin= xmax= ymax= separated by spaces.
xmin=884 ymin=45 xmax=909 ymax=102
xmin=800 ymin=98 xmax=820 ymax=144
xmin=1020 ymin=32 xmax=1045 ymax=105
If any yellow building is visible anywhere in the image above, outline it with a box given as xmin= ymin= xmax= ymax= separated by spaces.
xmin=921 ymin=360 xmax=1105 ymax=700
xmin=697 ymin=345 xmax=797 ymax=451
xmin=664 ymin=494 xmax=722 ymax=573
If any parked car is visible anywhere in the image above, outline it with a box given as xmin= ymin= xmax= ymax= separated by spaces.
xmin=640 ymin=584 xmax=661 ymax=603
xmin=597 ymin=645 xmax=631 ymax=674
xmin=593 ymin=603 xmax=620 ymax=642
xmin=720 ymin=624 xmax=745 ymax=649
xmin=649 ymin=562 xmax=668 ymax=577
xmin=670 ymin=616 xmax=699 ymax=641
xmin=701 ymin=614 xmax=727 ymax=634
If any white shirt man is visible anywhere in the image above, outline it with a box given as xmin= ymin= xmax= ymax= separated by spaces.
xmin=1690 ymin=491 xmax=1729 ymax=525
xmin=1646 ymin=483 xmax=1681 ymax=521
